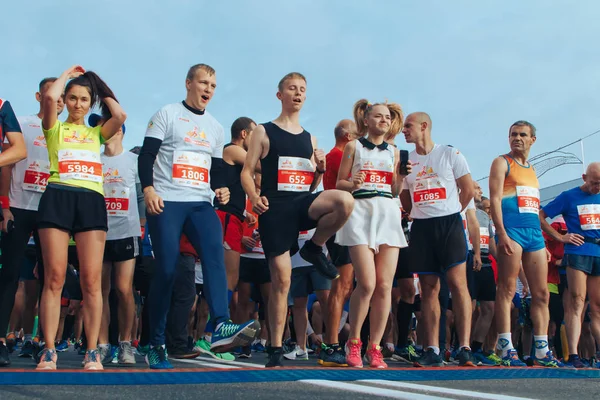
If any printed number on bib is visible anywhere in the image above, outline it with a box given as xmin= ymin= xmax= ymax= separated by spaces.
xmin=277 ymin=156 xmax=314 ymax=192
xmin=22 ymin=160 xmax=50 ymax=193
xmin=480 ymin=227 xmax=490 ymax=250
xmin=360 ymin=159 xmax=393 ymax=193
xmin=105 ymin=187 xmax=130 ymax=217
xmin=172 ymin=150 xmax=210 ymax=189
xmin=577 ymin=204 xmax=600 ymax=230
xmin=516 ymin=186 xmax=540 ymax=214
xmin=413 ymin=178 xmax=447 ymax=206
xmin=58 ymin=150 xmax=102 ymax=183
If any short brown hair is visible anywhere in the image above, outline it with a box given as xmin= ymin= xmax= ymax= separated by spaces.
xmin=278 ymin=72 xmax=306 ymax=92
xmin=186 ymin=64 xmax=216 ymax=81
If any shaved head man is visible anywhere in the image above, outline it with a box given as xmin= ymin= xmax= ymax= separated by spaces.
xmin=540 ymin=162 xmax=600 ymax=368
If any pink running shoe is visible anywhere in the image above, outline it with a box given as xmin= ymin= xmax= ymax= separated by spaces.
xmin=365 ymin=344 xmax=388 ymax=369
xmin=345 ymin=338 xmax=363 ymax=368
xmin=83 ymin=349 xmax=104 ymax=371
xmin=36 ymin=348 xmax=58 ymax=370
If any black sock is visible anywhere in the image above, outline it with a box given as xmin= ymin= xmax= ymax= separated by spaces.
xmin=303 ymin=239 xmax=322 ymax=253
xmin=396 ymin=300 xmax=413 ymax=348
xmin=471 ymin=341 xmax=483 ymax=353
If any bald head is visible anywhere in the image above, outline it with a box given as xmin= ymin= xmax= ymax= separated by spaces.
xmin=334 ymin=119 xmax=356 ymax=143
xmin=406 ymin=112 xmax=432 ymax=130
xmin=583 ymin=162 xmax=600 ymax=195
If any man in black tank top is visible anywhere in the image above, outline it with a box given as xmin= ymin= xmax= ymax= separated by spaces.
xmin=241 ymin=72 xmax=354 ymax=367
xmin=215 ymin=117 xmax=257 ymax=308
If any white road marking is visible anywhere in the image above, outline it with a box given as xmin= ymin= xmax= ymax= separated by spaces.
xmin=301 ymin=379 xmax=450 ymax=400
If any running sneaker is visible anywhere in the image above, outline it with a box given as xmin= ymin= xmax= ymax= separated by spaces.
xmin=169 ymin=347 xmax=201 ymax=359
xmin=36 ymin=348 xmax=58 ymax=370
xmin=0 ymin=342 xmax=10 ymax=366
xmin=501 ymin=349 xmax=527 ymax=367
xmin=211 ymin=319 xmax=260 ymax=353
xmin=32 ymin=341 xmax=43 ymax=364
xmin=319 ymin=344 xmax=348 ymax=367
xmin=19 ymin=341 xmax=34 ymax=358
xmin=299 ymin=242 xmax=339 ymax=280
xmin=238 ymin=346 xmax=252 ymax=359
xmin=118 ymin=342 xmax=136 ymax=364
xmin=73 ymin=339 xmax=83 ymax=353
xmin=486 ymin=351 xmax=502 ymax=366
xmin=194 ymin=338 xmax=235 ymax=361
xmin=414 ymin=348 xmax=444 ymax=367
xmin=534 ymin=351 xmax=564 ymax=368
xmin=344 ymin=338 xmax=363 ymax=368
xmin=146 ymin=346 xmax=173 ymax=369
xmin=457 ymin=347 xmax=477 ymax=367
xmin=283 ymin=345 xmax=309 ymax=361
xmin=381 ymin=346 xmax=394 ymax=359
xmin=6 ymin=333 xmax=16 ymax=353
xmin=132 ymin=339 xmax=139 ymax=349
xmin=83 ymin=349 xmax=104 ymax=371
xmin=564 ymin=355 xmax=585 ymax=369
xmin=252 ymin=342 xmax=266 ymax=353
xmin=392 ymin=345 xmax=421 ymax=363
xmin=364 ymin=345 xmax=387 ymax=369
xmin=101 ymin=345 xmax=118 ymax=365
xmin=472 ymin=349 xmax=497 ymax=366
xmin=265 ymin=346 xmax=284 ymax=368
xmin=55 ymin=340 xmax=69 ymax=352
xmin=136 ymin=344 xmax=150 ymax=357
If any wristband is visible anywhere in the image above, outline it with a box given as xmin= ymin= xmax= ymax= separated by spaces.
xmin=0 ymin=196 xmax=9 ymax=210
xmin=316 ymin=167 xmax=326 ymax=174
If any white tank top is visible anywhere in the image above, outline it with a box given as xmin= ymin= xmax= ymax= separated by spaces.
xmin=351 ymin=137 xmax=395 ymax=196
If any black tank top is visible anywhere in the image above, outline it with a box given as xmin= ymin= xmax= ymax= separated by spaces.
xmin=260 ymin=122 xmax=314 ymax=201
xmin=215 ymin=143 xmax=245 ymax=221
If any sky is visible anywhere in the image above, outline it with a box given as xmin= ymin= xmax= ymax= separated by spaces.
xmin=3 ymin=0 xmax=600 ymax=195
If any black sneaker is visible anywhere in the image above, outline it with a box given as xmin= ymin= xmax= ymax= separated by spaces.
xmin=457 ymin=347 xmax=476 ymax=367
xmin=238 ymin=346 xmax=252 ymax=359
xmin=299 ymin=241 xmax=339 ymax=280
xmin=19 ymin=341 xmax=35 ymax=358
xmin=265 ymin=347 xmax=284 ymax=368
xmin=0 ymin=342 xmax=10 ymax=366
xmin=32 ymin=341 xmax=43 ymax=364
xmin=168 ymin=347 xmax=201 ymax=359
xmin=319 ymin=344 xmax=348 ymax=367
xmin=414 ymin=348 xmax=444 ymax=367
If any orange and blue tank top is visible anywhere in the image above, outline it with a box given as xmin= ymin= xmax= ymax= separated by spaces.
xmin=501 ymin=154 xmax=540 ymax=229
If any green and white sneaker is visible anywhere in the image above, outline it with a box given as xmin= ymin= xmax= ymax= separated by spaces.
xmin=194 ymin=338 xmax=235 ymax=361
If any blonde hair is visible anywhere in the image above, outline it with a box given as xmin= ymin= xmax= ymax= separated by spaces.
xmin=353 ymin=99 xmax=404 ymax=138
xmin=278 ymin=72 xmax=306 ymax=92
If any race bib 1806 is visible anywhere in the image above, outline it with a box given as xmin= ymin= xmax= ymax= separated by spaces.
xmin=58 ymin=150 xmax=102 ymax=183
xmin=516 ymin=186 xmax=540 ymax=214
xmin=578 ymin=204 xmax=600 ymax=230
xmin=172 ymin=150 xmax=210 ymax=189
xmin=277 ymin=156 xmax=314 ymax=192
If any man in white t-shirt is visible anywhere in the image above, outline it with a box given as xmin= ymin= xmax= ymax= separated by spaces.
xmin=138 ymin=64 xmax=259 ymax=369
xmin=0 ymin=78 xmax=63 ymax=366
xmin=400 ymin=112 xmax=476 ymax=367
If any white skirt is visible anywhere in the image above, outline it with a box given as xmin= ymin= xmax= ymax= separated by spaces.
xmin=335 ymin=196 xmax=407 ymax=253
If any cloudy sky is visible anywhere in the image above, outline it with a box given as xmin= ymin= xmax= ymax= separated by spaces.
xmin=3 ymin=0 xmax=599 ymax=193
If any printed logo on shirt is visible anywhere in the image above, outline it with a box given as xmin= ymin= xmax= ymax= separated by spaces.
xmin=33 ymin=134 xmax=47 ymax=148
xmin=103 ymin=168 xmax=123 ymax=184
xmin=179 ymin=117 xmax=190 ymax=123
xmin=184 ymin=127 xmax=210 ymax=148
xmin=63 ymin=130 xmax=94 ymax=144
xmin=147 ymin=120 xmax=154 ymax=129
xmin=416 ymin=165 xmax=437 ymax=179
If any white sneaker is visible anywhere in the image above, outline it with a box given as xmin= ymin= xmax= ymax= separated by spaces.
xmin=283 ymin=345 xmax=309 ymax=360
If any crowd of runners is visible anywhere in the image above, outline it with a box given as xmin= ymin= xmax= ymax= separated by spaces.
xmin=0 ymin=64 xmax=599 ymax=371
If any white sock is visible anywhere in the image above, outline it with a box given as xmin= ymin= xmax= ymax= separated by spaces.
xmin=98 ymin=343 xmax=110 ymax=350
xmin=204 ymin=334 xmax=212 ymax=343
xmin=496 ymin=333 xmax=514 ymax=357
xmin=260 ymin=339 xmax=266 ymax=346
xmin=428 ymin=346 xmax=440 ymax=355
xmin=386 ymin=342 xmax=395 ymax=352
xmin=534 ymin=335 xmax=549 ymax=359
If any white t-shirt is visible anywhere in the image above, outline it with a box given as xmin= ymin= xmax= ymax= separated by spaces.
xmin=461 ymin=199 xmax=476 ymax=251
xmin=402 ymin=144 xmax=470 ymax=219
xmin=195 ymin=260 xmax=204 ymax=285
xmin=145 ymin=102 xmax=224 ymax=202
xmin=291 ymin=229 xmax=329 ymax=268
xmin=102 ymin=150 xmax=141 ymax=240
xmin=9 ymin=116 xmax=50 ymax=210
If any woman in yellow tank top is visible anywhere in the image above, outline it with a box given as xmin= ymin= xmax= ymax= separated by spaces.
xmin=36 ymin=65 xmax=126 ymax=371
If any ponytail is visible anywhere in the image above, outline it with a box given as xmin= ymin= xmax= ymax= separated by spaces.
xmin=353 ymin=99 xmax=404 ymax=139
xmin=65 ymin=71 xmax=118 ymax=121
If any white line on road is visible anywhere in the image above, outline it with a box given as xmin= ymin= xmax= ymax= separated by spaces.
xmin=301 ymin=379 xmax=450 ymax=400
xmin=362 ymin=380 xmax=535 ymax=400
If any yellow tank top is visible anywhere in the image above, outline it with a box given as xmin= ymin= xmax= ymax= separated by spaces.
xmin=43 ymin=120 xmax=105 ymax=195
